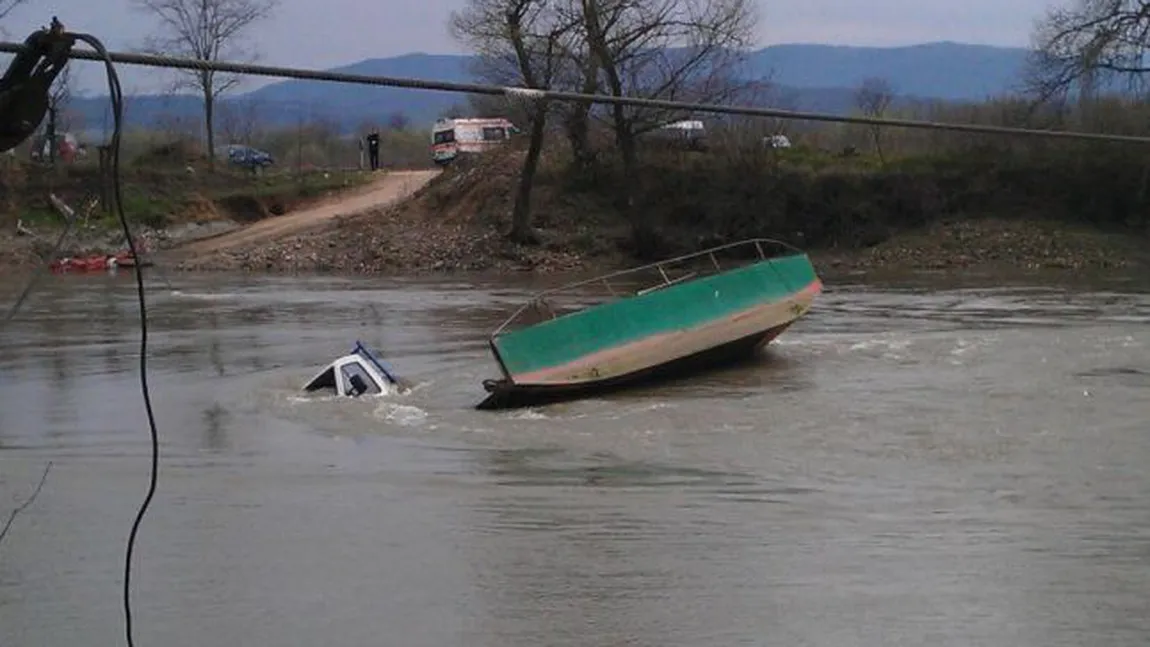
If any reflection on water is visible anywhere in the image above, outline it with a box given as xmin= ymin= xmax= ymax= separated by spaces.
xmin=1 ymin=270 xmax=1149 ymax=647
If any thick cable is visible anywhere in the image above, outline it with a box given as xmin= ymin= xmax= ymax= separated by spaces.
xmin=65 ymin=31 xmax=159 ymax=647
xmin=2 ymin=40 xmax=1150 ymax=144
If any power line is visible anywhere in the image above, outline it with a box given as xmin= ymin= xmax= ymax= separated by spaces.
xmin=3 ymin=40 xmax=1150 ymax=145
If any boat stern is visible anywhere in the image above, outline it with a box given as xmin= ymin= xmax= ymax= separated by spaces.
xmin=476 ymin=240 xmax=824 ymax=410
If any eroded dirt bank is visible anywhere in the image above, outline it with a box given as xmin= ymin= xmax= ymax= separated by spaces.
xmin=5 ymin=151 xmax=1147 ymax=277
xmin=174 ymin=170 xmax=440 ymax=258
xmin=167 ymin=152 xmax=1149 ymax=276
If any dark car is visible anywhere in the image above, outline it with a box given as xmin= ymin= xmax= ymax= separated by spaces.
xmin=224 ymin=144 xmax=274 ymax=171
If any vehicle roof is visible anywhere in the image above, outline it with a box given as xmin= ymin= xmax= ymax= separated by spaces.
xmin=434 ymin=117 xmax=514 ymax=128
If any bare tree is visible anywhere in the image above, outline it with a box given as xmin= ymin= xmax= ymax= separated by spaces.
xmin=219 ymin=97 xmax=263 ymax=145
xmin=52 ymin=77 xmax=79 ymax=137
xmin=39 ymin=66 xmax=72 ymax=165
xmin=134 ymin=0 xmax=279 ymax=169
xmin=855 ymin=77 xmax=894 ymax=164
xmin=579 ymin=0 xmax=757 ymax=255
xmin=1027 ymin=0 xmax=1150 ymax=109
xmin=540 ymin=2 xmax=599 ymax=169
xmin=467 ymin=91 xmax=542 ymax=128
xmin=547 ymin=50 xmax=600 ymax=168
xmin=451 ymin=0 xmax=579 ymax=244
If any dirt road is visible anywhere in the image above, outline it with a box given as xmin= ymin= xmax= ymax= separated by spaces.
xmin=178 ymin=169 xmax=440 ymax=256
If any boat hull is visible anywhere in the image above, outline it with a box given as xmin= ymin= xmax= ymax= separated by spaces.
xmin=477 ymin=318 xmax=796 ymax=410
xmin=478 ymin=251 xmax=822 ymax=410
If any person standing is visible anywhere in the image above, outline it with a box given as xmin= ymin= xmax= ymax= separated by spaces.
xmin=366 ymin=130 xmax=381 ymax=171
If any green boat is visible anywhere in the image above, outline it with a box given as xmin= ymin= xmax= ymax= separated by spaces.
xmin=476 ymin=238 xmax=823 ymax=410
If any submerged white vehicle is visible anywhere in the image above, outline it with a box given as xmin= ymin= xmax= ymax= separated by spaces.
xmin=303 ymin=341 xmax=411 ymax=397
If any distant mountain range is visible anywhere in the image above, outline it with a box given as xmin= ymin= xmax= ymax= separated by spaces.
xmin=66 ymin=41 xmax=1036 ymax=136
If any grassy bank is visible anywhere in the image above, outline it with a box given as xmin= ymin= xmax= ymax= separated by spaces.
xmin=7 ymin=131 xmax=1149 ymax=275
xmin=1 ymin=159 xmax=372 ymax=266
xmin=183 ymin=137 xmax=1148 ymax=275
xmin=2 ymin=164 xmax=371 ymax=227
xmin=605 ymin=141 xmax=1150 ymax=269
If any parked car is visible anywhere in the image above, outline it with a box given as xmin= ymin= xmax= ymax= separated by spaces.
xmin=222 ymin=144 xmax=275 ymax=171
xmin=649 ymin=119 xmax=708 ymax=151
xmin=763 ymin=134 xmax=792 ymax=149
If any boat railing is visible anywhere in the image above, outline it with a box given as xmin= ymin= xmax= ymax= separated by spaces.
xmin=636 ymin=270 xmax=697 ymax=296
xmin=491 ymin=237 xmax=804 ymax=338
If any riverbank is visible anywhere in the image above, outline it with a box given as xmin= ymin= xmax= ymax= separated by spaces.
xmin=811 ymin=217 xmax=1147 ymax=273
xmin=161 ymin=215 xmax=1145 ymax=275
xmin=163 ymin=145 xmax=1148 ymax=275
xmin=4 ymin=147 xmax=1148 ymax=276
xmin=0 ymin=163 xmax=374 ymax=269
xmin=3 ymin=210 xmax=1146 ymax=278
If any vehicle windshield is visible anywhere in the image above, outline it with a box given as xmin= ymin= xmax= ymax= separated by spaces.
xmin=340 ymin=361 xmax=381 ymax=396
xmin=433 ymin=130 xmax=455 ymax=144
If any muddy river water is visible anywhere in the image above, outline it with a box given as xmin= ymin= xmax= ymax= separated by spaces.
xmin=1 ymin=269 xmax=1148 ymax=646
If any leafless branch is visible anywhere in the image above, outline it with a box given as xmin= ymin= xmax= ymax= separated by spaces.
xmin=133 ymin=0 xmax=278 ymax=165
xmin=586 ymin=0 xmax=757 ymax=134
xmin=0 ymin=462 xmax=53 ymax=548
xmin=451 ymin=0 xmax=579 ymax=242
xmin=856 ymin=76 xmax=894 ymax=163
xmin=622 ymin=15 xmax=746 ymax=127
xmin=0 ymin=0 xmax=27 ymax=23
xmin=48 ymin=65 xmax=74 ymax=134
xmin=1028 ymin=0 xmax=1150 ymax=104
xmin=219 ymin=97 xmax=263 ymax=144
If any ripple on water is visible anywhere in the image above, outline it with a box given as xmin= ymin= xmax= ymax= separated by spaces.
xmin=373 ymin=402 xmax=431 ymax=427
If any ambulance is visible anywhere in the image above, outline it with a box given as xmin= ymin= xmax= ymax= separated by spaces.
xmin=430 ymin=117 xmax=517 ymax=165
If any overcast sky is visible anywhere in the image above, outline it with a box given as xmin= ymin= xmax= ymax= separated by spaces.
xmin=1 ymin=0 xmax=1056 ymax=94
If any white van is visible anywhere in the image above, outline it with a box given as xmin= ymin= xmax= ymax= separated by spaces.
xmin=431 ymin=117 xmax=517 ymax=165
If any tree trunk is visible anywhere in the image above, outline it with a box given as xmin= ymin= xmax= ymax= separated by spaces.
xmin=565 ymin=67 xmax=598 ymax=169
xmin=607 ymin=108 xmax=654 ymax=257
xmin=871 ymin=127 xmax=886 ymax=166
xmin=616 ymin=123 xmax=657 ymax=258
xmin=581 ymin=0 xmax=655 ymax=257
xmin=46 ymin=105 xmax=57 ymax=167
xmin=565 ymin=106 xmax=592 ymax=169
xmin=204 ymin=85 xmax=216 ymax=171
xmin=509 ymin=104 xmax=547 ymax=245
